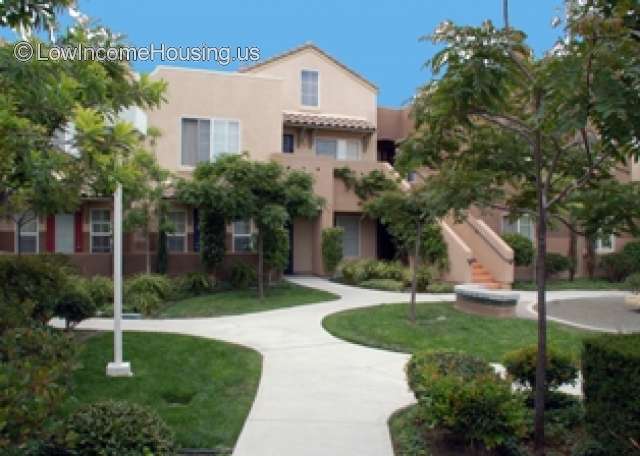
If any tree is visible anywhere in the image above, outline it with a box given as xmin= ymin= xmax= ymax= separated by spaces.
xmin=199 ymin=209 xmax=226 ymax=273
xmin=178 ymin=154 xmax=323 ymax=299
xmin=364 ymin=185 xmax=448 ymax=322
xmin=398 ymin=3 xmax=639 ymax=451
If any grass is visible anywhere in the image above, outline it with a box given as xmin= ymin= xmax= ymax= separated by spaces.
xmin=65 ymin=331 xmax=261 ymax=450
xmin=322 ymin=302 xmax=587 ymax=362
xmin=159 ymin=281 xmax=339 ymax=318
xmin=513 ymin=278 xmax=628 ymax=291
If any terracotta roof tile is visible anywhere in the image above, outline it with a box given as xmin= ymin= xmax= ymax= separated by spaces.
xmin=283 ymin=111 xmax=375 ymax=132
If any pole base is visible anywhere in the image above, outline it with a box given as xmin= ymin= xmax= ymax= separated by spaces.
xmin=106 ymin=362 xmax=133 ymax=377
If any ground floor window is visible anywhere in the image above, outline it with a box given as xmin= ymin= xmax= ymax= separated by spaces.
xmin=55 ymin=213 xmax=75 ymax=254
xmin=502 ymin=214 xmax=534 ymax=241
xmin=233 ymin=220 xmax=252 ymax=253
xmin=167 ymin=211 xmax=187 ymax=252
xmin=335 ymin=215 xmax=360 ymax=257
xmin=595 ymin=233 xmax=615 ymax=254
xmin=16 ymin=212 xmax=38 ymax=253
xmin=90 ymin=209 xmax=112 ymax=253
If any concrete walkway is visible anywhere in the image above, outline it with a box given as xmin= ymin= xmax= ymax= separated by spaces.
xmin=64 ymin=279 xmax=633 ymax=455
xmin=66 ymin=277 xmax=455 ymax=456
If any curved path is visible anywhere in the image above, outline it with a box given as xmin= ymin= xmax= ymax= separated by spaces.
xmin=64 ymin=279 xmax=632 ymax=455
xmin=66 ymin=277 xmax=454 ymax=456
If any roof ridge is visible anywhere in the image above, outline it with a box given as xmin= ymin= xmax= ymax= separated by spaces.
xmin=239 ymin=42 xmax=377 ymax=91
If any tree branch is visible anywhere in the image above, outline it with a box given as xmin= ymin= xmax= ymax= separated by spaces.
xmin=469 ymin=110 xmax=534 ymax=144
xmin=546 ymin=152 xmax=610 ymax=209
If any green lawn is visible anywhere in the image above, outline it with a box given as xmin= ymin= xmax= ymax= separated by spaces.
xmin=323 ymin=302 xmax=587 ymax=362
xmin=65 ymin=331 xmax=261 ymax=450
xmin=513 ymin=278 xmax=628 ymax=291
xmin=159 ymin=281 xmax=339 ymax=318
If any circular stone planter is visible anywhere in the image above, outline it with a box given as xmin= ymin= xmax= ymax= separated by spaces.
xmin=625 ymin=294 xmax=640 ymax=311
xmin=454 ymin=285 xmax=520 ymax=318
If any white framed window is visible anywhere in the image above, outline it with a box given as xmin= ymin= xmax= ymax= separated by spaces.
xmin=315 ymin=138 xmax=361 ymax=161
xmin=213 ymin=119 xmax=240 ymax=158
xmin=90 ymin=209 xmax=112 ymax=253
xmin=301 ymin=70 xmax=319 ymax=107
xmin=335 ymin=215 xmax=360 ymax=257
xmin=181 ymin=118 xmax=210 ymax=167
xmin=502 ymin=214 xmax=534 ymax=241
xmin=16 ymin=212 xmax=38 ymax=253
xmin=595 ymin=233 xmax=615 ymax=254
xmin=167 ymin=211 xmax=187 ymax=253
xmin=232 ymin=220 xmax=253 ymax=253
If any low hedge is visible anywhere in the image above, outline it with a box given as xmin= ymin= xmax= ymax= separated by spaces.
xmin=503 ymin=345 xmax=578 ymax=392
xmin=359 ymin=278 xmax=404 ymax=292
xmin=582 ymin=333 xmax=640 ymax=455
xmin=340 ymin=259 xmax=409 ymax=286
xmin=502 ymin=233 xmax=534 ymax=267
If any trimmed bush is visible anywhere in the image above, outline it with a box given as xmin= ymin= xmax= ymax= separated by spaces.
xmin=502 ymin=233 xmax=534 ymax=267
xmin=84 ymin=275 xmax=113 ymax=311
xmin=582 ymin=334 xmax=640 ymax=455
xmin=57 ymin=401 xmax=176 ymax=455
xmin=321 ymin=227 xmax=343 ymax=275
xmin=54 ymin=281 xmax=96 ymax=329
xmin=545 ymin=252 xmax=573 ymax=277
xmin=359 ymin=278 xmax=404 ymax=291
xmin=229 ymin=262 xmax=257 ymax=289
xmin=416 ymin=265 xmax=435 ymax=292
xmin=621 ymin=240 xmax=640 ymax=272
xmin=406 ymin=350 xmax=494 ymax=398
xmin=599 ymin=252 xmax=635 ymax=282
xmin=340 ymin=259 xmax=409 ymax=285
xmin=625 ymin=272 xmax=640 ymax=294
xmin=503 ymin=345 xmax=578 ymax=391
xmin=174 ymin=272 xmax=215 ymax=297
xmin=426 ymin=282 xmax=455 ymax=293
xmin=124 ymin=274 xmax=172 ymax=316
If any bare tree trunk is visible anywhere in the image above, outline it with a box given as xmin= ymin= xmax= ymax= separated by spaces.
xmin=16 ymin=221 xmax=22 ymax=255
xmin=533 ymin=90 xmax=547 ymax=456
xmin=568 ymin=225 xmax=577 ymax=282
xmin=409 ymin=221 xmax=422 ymax=324
xmin=257 ymin=232 xmax=264 ymax=300
xmin=145 ymin=228 xmax=151 ymax=274
xmin=585 ymin=234 xmax=596 ymax=279
xmin=503 ymin=0 xmax=509 ymax=29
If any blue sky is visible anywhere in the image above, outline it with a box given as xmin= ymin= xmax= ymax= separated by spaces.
xmin=21 ymin=0 xmax=566 ymax=106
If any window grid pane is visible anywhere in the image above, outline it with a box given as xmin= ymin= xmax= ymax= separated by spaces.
xmin=336 ymin=215 xmax=360 ymax=257
xmin=316 ymin=139 xmax=337 ymax=158
xmin=301 ymin=70 xmax=319 ymax=106
xmin=19 ymin=235 xmax=37 ymax=253
xmin=167 ymin=236 xmax=186 ymax=252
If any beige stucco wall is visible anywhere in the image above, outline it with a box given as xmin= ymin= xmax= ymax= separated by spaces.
xmin=147 ymin=67 xmax=284 ymax=172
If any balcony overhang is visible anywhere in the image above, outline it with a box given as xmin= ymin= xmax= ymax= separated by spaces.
xmin=283 ymin=111 xmax=376 ymax=133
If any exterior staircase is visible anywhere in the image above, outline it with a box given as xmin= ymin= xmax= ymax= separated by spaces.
xmin=471 ymin=261 xmax=503 ymax=289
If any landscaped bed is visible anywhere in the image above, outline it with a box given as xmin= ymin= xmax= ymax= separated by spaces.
xmin=322 ymin=302 xmax=586 ymax=361
xmin=65 ymin=331 xmax=261 ymax=451
xmin=159 ymin=281 xmax=339 ymax=318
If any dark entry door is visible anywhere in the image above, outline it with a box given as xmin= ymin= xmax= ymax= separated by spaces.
xmin=284 ymin=222 xmax=294 ymax=274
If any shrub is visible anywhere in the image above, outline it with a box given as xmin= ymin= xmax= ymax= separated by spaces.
xmin=416 ymin=370 xmax=526 ymax=450
xmin=54 ymin=281 xmax=96 ymax=329
xmin=599 ymin=252 xmax=635 ymax=282
xmin=340 ymin=259 xmax=409 ymax=285
xmin=415 ymin=265 xmax=436 ymax=292
xmin=625 ymin=272 xmax=640 ymax=294
xmin=0 ymin=255 xmax=71 ymax=330
xmin=545 ymin=252 xmax=573 ymax=277
xmin=503 ymin=345 xmax=578 ymax=391
xmin=56 ymin=401 xmax=176 ymax=455
xmin=621 ymin=240 xmax=640 ymax=272
xmin=406 ymin=350 xmax=494 ymax=398
xmin=84 ymin=275 xmax=113 ymax=310
xmin=340 ymin=259 xmax=372 ymax=284
xmin=1 ymin=327 xmax=75 ymax=449
xmin=124 ymin=274 xmax=172 ymax=316
xmin=427 ymin=282 xmax=454 ymax=293
xmin=359 ymin=278 xmax=404 ymax=291
xmin=502 ymin=233 xmax=534 ymax=267
xmin=321 ymin=227 xmax=343 ymax=275
xmin=174 ymin=272 xmax=215 ymax=297
xmin=582 ymin=333 xmax=640 ymax=455
xmin=230 ymin=262 xmax=257 ymax=289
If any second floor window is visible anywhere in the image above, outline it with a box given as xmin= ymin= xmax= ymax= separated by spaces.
xmin=301 ymin=70 xmax=319 ymax=107
xmin=213 ymin=119 xmax=240 ymax=158
xmin=181 ymin=118 xmax=210 ymax=167
xmin=282 ymin=134 xmax=294 ymax=153
xmin=167 ymin=211 xmax=186 ymax=252
xmin=91 ymin=209 xmax=112 ymax=253
xmin=502 ymin=214 xmax=534 ymax=241
xmin=315 ymin=138 xmax=361 ymax=161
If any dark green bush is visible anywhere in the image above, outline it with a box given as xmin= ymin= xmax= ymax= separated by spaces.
xmin=174 ymin=272 xmax=215 ymax=297
xmin=124 ymin=274 xmax=172 ymax=316
xmin=621 ymin=240 xmax=640 ymax=272
xmin=415 ymin=265 xmax=435 ymax=292
xmin=229 ymin=262 xmax=257 ymax=289
xmin=599 ymin=252 xmax=635 ymax=282
xmin=359 ymin=278 xmax=404 ymax=291
xmin=321 ymin=227 xmax=343 ymax=275
xmin=1 ymin=327 xmax=76 ymax=449
xmin=54 ymin=281 xmax=96 ymax=329
xmin=0 ymin=255 xmax=71 ymax=330
xmin=340 ymin=259 xmax=409 ymax=285
xmin=582 ymin=334 xmax=640 ymax=455
xmin=625 ymin=272 xmax=640 ymax=294
xmin=545 ymin=252 xmax=573 ymax=277
xmin=56 ymin=401 xmax=176 ymax=455
xmin=426 ymin=282 xmax=455 ymax=293
xmin=503 ymin=345 xmax=578 ymax=391
xmin=83 ymin=275 xmax=113 ymax=311
xmin=406 ymin=350 xmax=494 ymax=398
xmin=502 ymin=233 xmax=534 ymax=267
